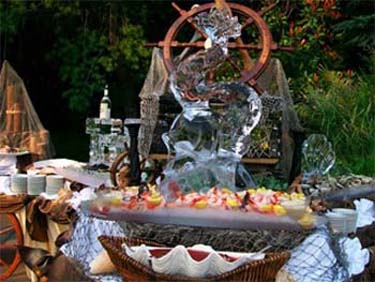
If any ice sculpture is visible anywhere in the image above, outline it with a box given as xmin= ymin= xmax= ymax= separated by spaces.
xmin=161 ymin=6 xmax=262 ymax=201
xmin=302 ymin=134 xmax=336 ymax=182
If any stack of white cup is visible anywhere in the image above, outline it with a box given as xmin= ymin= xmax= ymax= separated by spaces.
xmin=46 ymin=175 xmax=64 ymax=195
xmin=27 ymin=175 xmax=46 ymax=195
xmin=333 ymin=208 xmax=358 ymax=233
xmin=11 ymin=174 xmax=28 ymax=193
xmin=326 ymin=208 xmax=358 ymax=234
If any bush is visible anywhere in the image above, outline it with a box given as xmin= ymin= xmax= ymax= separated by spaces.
xmin=297 ymin=67 xmax=375 ymax=176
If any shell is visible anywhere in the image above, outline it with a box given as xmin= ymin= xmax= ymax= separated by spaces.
xmin=123 ymin=243 xmax=264 ymax=278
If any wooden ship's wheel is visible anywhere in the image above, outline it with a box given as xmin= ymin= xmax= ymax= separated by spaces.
xmin=110 ymin=152 xmax=152 ymax=187
xmin=0 ymin=214 xmax=23 ymax=280
xmin=142 ymin=0 xmax=296 ymax=169
xmin=146 ymin=1 xmax=294 ymax=94
xmin=111 ymin=1 xmax=295 ymax=183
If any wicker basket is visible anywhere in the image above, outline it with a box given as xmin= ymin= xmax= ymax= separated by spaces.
xmin=99 ymin=235 xmax=290 ymax=282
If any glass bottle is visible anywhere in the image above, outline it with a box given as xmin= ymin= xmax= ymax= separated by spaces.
xmin=99 ymin=85 xmax=111 ymax=119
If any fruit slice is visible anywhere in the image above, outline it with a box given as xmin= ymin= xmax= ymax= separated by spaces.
xmin=145 ymin=194 xmax=162 ymax=209
xmin=194 ymin=200 xmax=208 ymax=209
xmin=273 ymin=204 xmax=287 ymax=216
xmin=258 ymin=204 xmax=273 ymax=213
xmin=226 ymin=198 xmax=240 ymax=208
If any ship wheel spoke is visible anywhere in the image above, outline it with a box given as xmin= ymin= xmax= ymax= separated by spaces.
xmin=0 ymin=226 xmax=14 ymax=235
xmin=186 ymin=20 xmax=207 ymax=40
xmin=171 ymin=3 xmax=208 ymax=39
xmin=226 ymin=57 xmax=242 ymax=73
xmin=241 ymin=17 xmax=256 ymax=30
xmin=241 ymin=3 xmax=277 ymax=30
xmin=0 ymin=243 xmax=16 ymax=250
xmin=169 ymin=41 xmax=205 ymax=48
xmin=230 ymin=43 xmax=263 ymax=50
xmin=184 ymin=18 xmax=207 ymax=40
xmin=247 ymin=79 xmax=264 ymax=94
xmin=167 ymin=41 xmax=265 ymax=50
xmin=0 ymin=258 xmax=10 ymax=269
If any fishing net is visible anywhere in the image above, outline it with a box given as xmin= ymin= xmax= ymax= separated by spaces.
xmin=0 ymin=60 xmax=54 ymax=160
xmin=247 ymin=58 xmax=304 ymax=179
xmin=124 ymin=221 xmax=313 ymax=252
xmin=138 ymin=49 xmax=303 ymax=180
xmin=138 ymin=48 xmax=169 ymax=157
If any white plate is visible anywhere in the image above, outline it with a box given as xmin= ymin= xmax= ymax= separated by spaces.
xmin=0 ymin=151 xmax=29 ymax=157
xmin=33 ymin=158 xmax=85 ymax=168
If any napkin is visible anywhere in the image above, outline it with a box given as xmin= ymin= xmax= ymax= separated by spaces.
xmin=339 ymin=237 xmax=370 ymax=276
xmin=354 ymin=199 xmax=375 ymax=228
xmin=0 ymin=176 xmax=13 ymax=195
xmin=67 ymin=187 xmax=97 ymax=210
xmin=0 ymin=155 xmax=16 ymax=176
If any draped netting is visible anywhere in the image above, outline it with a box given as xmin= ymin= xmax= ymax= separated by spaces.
xmin=0 ymin=60 xmax=54 ymax=160
xmin=138 ymin=48 xmax=168 ymax=157
xmin=138 ymin=50 xmax=303 ymax=179
xmin=247 ymin=58 xmax=304 ymax=179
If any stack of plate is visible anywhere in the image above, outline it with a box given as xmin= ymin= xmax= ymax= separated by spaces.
xmin=11 ymin=174 xmax=28 ymax=193
xmin=27 ymin=175 xmax=46 ymax=195
xmin=46 ymin=175 xmax=64 ymax=195
xmin=326 ymin=208 xmax=358 ymax=234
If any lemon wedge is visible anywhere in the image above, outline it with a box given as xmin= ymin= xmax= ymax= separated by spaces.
xmin=273 ymin=204 xmax=287 ymax=216
xmin=247 ymin=189 xmax=256 ymax=194
xmin=194 ymin=200 xmax=208 ymax=209
xmin=298 ymin=213 xmax=315 ymax=229
xmin=146 ymin=195 xmax=162 ymax=206
xmin=259 ymin=204 xmax=273 ymax=213
xmin=256 ymin=187 xmax=267 ymax=193
xmin=221 ymin=188 xmax=232 ymax=195
xmin=226 ymin=198 xmax=240 ymax=208
xmin=112 ymin=196 xmax=122 ymax=206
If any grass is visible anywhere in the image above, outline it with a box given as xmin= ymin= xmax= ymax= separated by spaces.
xmin=297 ymin=69 xmax=375 ymax=176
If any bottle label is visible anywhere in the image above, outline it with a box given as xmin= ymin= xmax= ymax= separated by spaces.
xmin=100 ymin=104 xmax=111 ymax=119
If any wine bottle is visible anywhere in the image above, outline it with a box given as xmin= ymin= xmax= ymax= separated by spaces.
xmin=99 ymin=85 xmax=111 ymax=119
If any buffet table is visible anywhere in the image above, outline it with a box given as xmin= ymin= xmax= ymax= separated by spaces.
xmin=0 ymin=177 xmax=75 ymax=281
xmin=0 ymin=164 xmax=374 ymax=282
xmin=69 ymin=207 xmax=371 ymax=282
xmin=82 ymin=179 xmax=374 ymax=282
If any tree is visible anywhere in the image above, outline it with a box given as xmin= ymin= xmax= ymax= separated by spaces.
xmin=1 ymin=0 xmax=151 ymax=113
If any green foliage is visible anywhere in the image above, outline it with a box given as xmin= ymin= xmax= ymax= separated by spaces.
xmin=263 ymin=0 xmax=344 ymax=101
xmin=297 ymin=68 xmax=375 ymax=175
xmin=333 ymin=14 xmax=375 ymax=48
xmin=334 ymin=0 xmax=374 ymax=46
xmin=2 ymin=0 xmax=151 ymax=112
xmin=255 ymin=0 xmax=372 ymax=100
xmin=260 ymin=0 xmax=374 ymax=176
xmin=253 ymin=175 xmax=289 ymax=191
xmin=0 ymin=1 xmax=27 ymax=37
xmin=116 ymin=23 xmax=150 ymax=72
xmin=45 ymin=1 xmax=150 ymax=112
xmin=50 ymin=31 xmax=111 ymax=112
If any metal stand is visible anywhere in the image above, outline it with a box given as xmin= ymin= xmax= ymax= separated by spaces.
xmin=124 ymin=118 xmax=141 ymax=185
